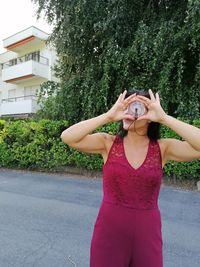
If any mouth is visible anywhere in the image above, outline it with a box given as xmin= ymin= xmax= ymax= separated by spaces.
xmin=123 ymin=118 xmax=135 ymax=123
xmin=122 ymin=119 xmax=135 ymax=130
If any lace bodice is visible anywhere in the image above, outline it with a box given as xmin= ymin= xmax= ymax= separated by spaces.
xmin=102 ymin=134 xmax=163 ymax=210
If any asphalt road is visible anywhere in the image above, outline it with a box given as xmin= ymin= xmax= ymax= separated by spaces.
xmin=0 ymin=169 xmax=199 ymax=267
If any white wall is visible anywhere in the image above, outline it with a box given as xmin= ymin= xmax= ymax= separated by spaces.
xmin=0 ymin=27 xmax=57 ymax=116
xmin=2 ymin=60 xmax=49 ymax=82
xmin=0 ymin=50 xmax=18 ymax=64
xmin=0 ymin=98 xmax=39 ymax=116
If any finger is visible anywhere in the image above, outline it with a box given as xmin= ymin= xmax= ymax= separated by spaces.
xmin=127 ymin=98 xmax=138 ymax=106
xmin=124 ymin=93 xmax=136 ymax=102
xmin=134 ymin=97 xmax=150 ymax=108
xmin=149 ymin=89 xmax=156 ymax=101
xmin=156 ymin=92 xmax=160 ymax=103
xmin=124 ymin=94 xmax=137 ymax=105
xmin=136 ymin=95 xmax=151 ymax=103
xmin=118 ymin=89 xmax=126 ymax=102
xmin=116 ymin=93 xmax=123 ymax=103
xmin=123 ymin=114 xmax=136 ymax=121
xmin=136 ymin=114 xmax=149 ymax=121
xmin=121 ymin=89 xmax=127 ymax=101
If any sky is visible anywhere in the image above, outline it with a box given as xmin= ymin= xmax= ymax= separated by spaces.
xmin=0 ymin=0 xmax=53 ymax=53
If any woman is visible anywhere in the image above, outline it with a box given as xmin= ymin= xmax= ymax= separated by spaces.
xmin=61 ymin=89 xmax=200 ymax=267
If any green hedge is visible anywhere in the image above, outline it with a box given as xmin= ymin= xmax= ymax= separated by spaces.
xmin=0 ymin=119 xmax=199 ymax=180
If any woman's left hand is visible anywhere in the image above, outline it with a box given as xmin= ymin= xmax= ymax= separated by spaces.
xmin=136 ymin=89 xmax=167 ymax=123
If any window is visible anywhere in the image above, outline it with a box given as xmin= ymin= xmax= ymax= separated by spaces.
xmin=24 ymin=86 xmax=38 ymax=99
xmin=8 ymin=89 xmax=16 ymax=101
xmin=32 ymin=51 xmax=40 ymax=62
xmin=9 ymin=58 xmax=17 ymax=66
xmin=25 ymin=51 xmax=40 ymax=62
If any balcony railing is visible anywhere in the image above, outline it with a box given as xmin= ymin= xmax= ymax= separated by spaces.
xmin=2 ymin=54 xmax=49 ymax=69
xmin=1 ymin=95 xmax=37 ymax=103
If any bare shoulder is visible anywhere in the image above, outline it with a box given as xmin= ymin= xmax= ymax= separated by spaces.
xmin=157 ymin=138 xmax=169 ymax=167
xmin=157 ymin=137 xmax=200 ymax=162
xmin=100 ymin=133 xmax=116 ymax=163
xmin=157 ymin=138 xmax=168 ymax=151
xmin=158 ymin=137 xmax=178 ymax=149
xmin=99 ymin=132 xmax=115 ymax=140
xmin=100 ymin=133 xmax=116 ymax=150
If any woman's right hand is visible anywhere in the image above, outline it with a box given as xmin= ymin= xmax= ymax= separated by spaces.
xmin=106 ymin=90 xmax=138 ymax=122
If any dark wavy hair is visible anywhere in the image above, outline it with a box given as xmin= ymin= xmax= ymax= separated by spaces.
xmin=118 ymin=89 xmax=161 ymax=140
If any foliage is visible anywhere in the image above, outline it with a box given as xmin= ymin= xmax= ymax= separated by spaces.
xmin=33 ymin=0 xmax=200 ymax=123
xmin=0 ymin=118 xmax=200 ymax=179
xmin=36 ymin=81 xmax=63 ymax=120
xmin=0 ymin=119 xmax=69 ymax=170
xmin=160 ymin=120 xmax=200 ymax=179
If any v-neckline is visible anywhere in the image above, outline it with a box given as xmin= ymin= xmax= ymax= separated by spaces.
xmin=122 ymin=137 xmax=151 ymax=171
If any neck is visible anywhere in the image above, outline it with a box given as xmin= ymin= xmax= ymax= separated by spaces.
xmin=125 ymin=130 xmax=149 ymax=145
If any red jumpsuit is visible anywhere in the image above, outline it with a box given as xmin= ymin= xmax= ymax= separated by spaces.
xmin=90 ymin=134 xmax=163 ymax=267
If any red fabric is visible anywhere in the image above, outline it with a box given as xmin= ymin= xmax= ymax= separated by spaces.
xmin=102 ymin=134 xmax=163 ymax=209
xmin=90 ymin=134 xmax=164 ymax=267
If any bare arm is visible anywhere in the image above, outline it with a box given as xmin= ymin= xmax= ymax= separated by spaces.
xmin=137 ymin=89 xmax=200 ymax=162
xmin=160 ymin=115 xmax=200 ymax=162
xmin=60 ymin=90 xmax=137 ymax=154
xmin=161 ymin=115 xmax=200 ymax=152
xmin=60 ymin=113 xmax=112 ymax=154
xmin=61 ymin=113 xmax=111 ymax=145
xmin=163 ymin=138 xmax=200 ymax=162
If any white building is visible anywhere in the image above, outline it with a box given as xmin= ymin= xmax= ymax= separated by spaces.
xmin=0 ymin=26 xmax=57 ymax=118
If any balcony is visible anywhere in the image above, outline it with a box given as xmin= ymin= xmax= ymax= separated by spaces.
xmin=3 ymin=26 xmax=49 ymax=53
xmin=0 ymin=95 xmax=39 ymax=117
xmin=1 ymin=54 xmax=49 ymax=84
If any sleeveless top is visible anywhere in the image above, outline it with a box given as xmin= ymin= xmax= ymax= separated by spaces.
xmin=102 ymin=134 xmax=163 ymax=210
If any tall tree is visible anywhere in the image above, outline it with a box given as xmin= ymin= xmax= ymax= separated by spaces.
xmin=33 ymin=0 xmax=200 ymax=123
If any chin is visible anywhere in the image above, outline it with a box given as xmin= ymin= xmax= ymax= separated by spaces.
xmin=122 ymin=120 xmax=134 ymax=130
xmin=123 ymin=125 xmax=129 ymax=130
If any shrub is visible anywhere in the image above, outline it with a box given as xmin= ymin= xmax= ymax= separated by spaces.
xmin=0 ymin=118 xmax=199 ymax=180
